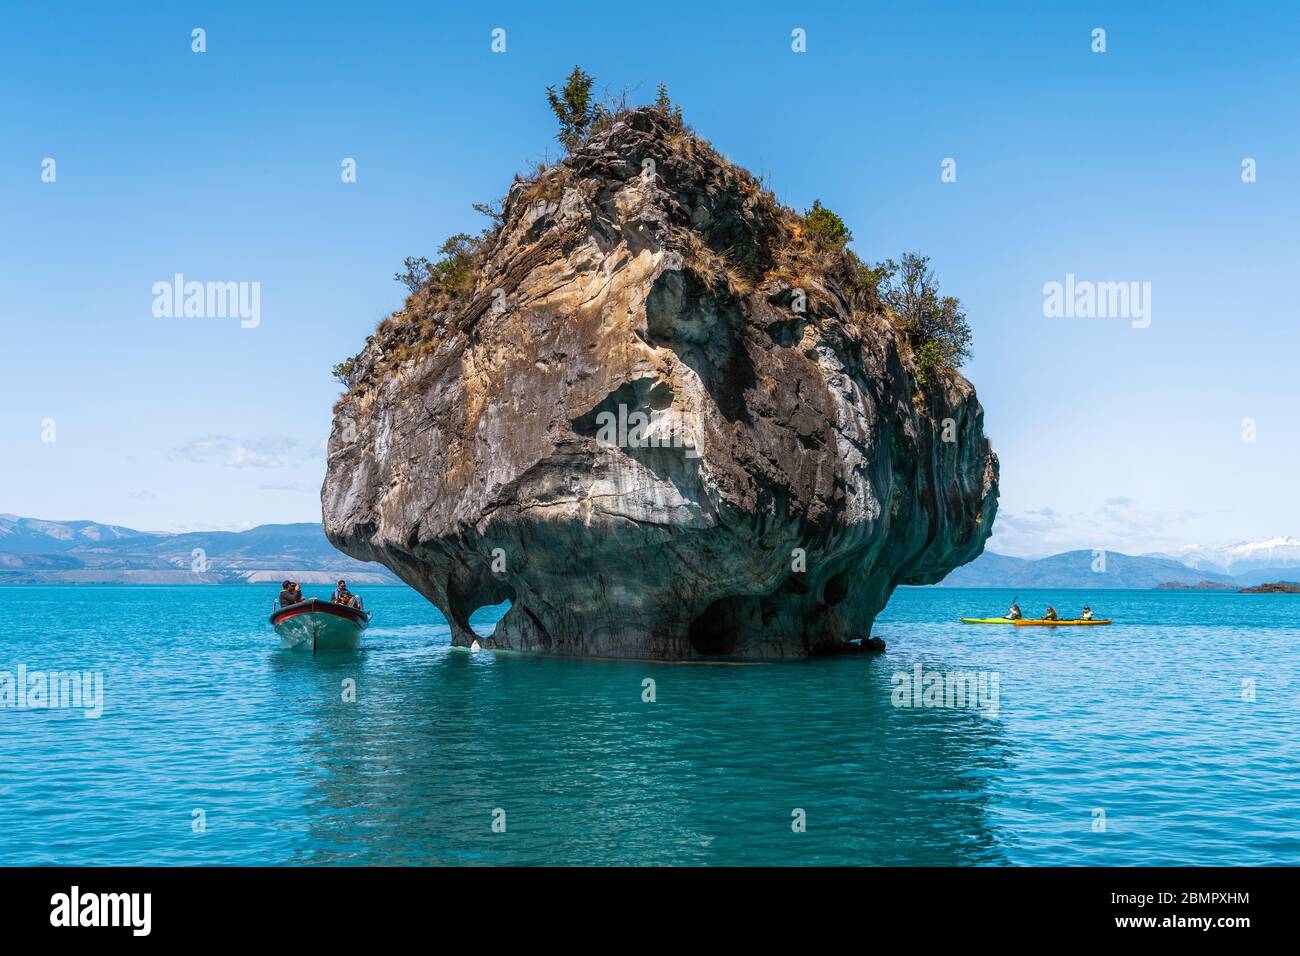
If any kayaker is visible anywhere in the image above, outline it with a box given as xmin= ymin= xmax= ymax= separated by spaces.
xmin=1007 ymin=602 xmax=1022 ymax=620
xmin=1081 ymin=606 xmax=1094 ymax=621
xmin=1043 ymin=606 xmax=1059 ymax=621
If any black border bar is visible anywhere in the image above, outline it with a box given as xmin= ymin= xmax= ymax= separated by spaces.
xmin=0 ymin=866 xmax=1280 ymax=941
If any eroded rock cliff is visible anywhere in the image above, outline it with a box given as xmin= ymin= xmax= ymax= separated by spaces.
xmin=323 ymin=107 xmax=998 ymax=658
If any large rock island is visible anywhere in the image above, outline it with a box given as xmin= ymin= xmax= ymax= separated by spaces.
xmin=323 ymin=105 xmax=998 ymax=658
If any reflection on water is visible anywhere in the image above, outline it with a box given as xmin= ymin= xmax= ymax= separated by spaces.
xmin=273 ymin=642 xmax=1009 ymax=865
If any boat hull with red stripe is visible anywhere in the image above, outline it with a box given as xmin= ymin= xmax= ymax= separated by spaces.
xmin=270 ymin=599 xmax=369 ymax=651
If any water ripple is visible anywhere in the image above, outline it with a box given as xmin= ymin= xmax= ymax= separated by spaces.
xmin=0 ymin=585 xmax=1296 ymax=864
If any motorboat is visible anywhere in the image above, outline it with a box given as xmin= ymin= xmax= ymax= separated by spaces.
xmin=270 ymin=598 xmax=369 ymax=651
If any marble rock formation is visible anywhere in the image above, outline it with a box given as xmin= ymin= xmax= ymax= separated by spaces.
xmin=323 ymin=108 xmax=998 ymax=658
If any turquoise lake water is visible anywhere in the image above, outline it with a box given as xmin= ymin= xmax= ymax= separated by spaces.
xmin=1 ymin=585 xmax=1296 ymax=865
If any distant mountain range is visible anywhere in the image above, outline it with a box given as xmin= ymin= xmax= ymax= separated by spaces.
xmin=0 ymin=514 xmax=398 ymax=585
xmin=4 ymin=513 xmax=1296 ymax=591
xmin=1145 ymin=537 xmax=1300 ymax=575
xmin=939 ymin=545 xmax=1300 ymax=590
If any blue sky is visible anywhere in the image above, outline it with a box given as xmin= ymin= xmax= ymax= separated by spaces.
xmin=2 ymin=1 xmax=1297 ymax=556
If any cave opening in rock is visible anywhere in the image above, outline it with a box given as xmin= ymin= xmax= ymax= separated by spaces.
xmin=822 ymin=571 xmax=850 ymax=606
xmin=468 ymin=599 xmax=513 ymax=639
xmin=688 ymin=596 xmax=743 ymax=656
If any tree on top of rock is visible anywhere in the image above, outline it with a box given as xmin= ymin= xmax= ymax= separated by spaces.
xmin=796 ymin=200 xmax=971 ymax=379
xmin=879 ymin=253 xmax=973 ymax=376
xmin=546 ymin=66 xmax=596 ymax=153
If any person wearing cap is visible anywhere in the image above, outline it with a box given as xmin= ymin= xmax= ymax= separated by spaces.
xmin=332 ymin=579 xmax=357 ymax=608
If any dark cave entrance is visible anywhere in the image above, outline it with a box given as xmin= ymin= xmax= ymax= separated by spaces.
xmin=822 ymin=571 xmax=850 ymax=606
xmin=688 ymin=596 xmax=743 ymax=656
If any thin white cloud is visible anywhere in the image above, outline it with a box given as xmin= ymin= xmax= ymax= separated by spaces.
xmin=257 ymin=481 xmax=317 ymax=493
xmin=989 ymin=497 xmax=1200 ymax=557
xmin=175 ymin=434 xmax=298 ymax=469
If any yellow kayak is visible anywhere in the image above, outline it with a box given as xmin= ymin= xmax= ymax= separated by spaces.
xmin=1013 ymin=619 xmax=1111 ymax=626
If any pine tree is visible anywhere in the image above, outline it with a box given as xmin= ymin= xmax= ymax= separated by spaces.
xmin=655 ymin=82 xmax=671 ymax=112
xmin=545 ymin=66 xmax=596 ymax=152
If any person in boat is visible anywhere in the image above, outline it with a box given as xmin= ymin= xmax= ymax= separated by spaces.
xmin=1081 ymin=606 xmax=1094 ymax=621
xmin=1043 ymin=606 xmax=1059 ymax=621
xmin=279 ymin=580 xmax=299 ymax=609
xmin=1007 ymin=602 xmax=1022 ymax=620
xmin=333 ymin=579 xmax=358 ymax=608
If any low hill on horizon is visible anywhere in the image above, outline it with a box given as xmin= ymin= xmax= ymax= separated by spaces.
xmin=0 ymin=515 xmax=398 ymax=585
xmin=937 ymin=548 xmax=1298 ymax=589
xmin=4 ymin=513 xmax=1293 ymax=591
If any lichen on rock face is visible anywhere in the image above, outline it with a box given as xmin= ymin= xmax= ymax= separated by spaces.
xmin=322 ymin=106 xmax=998 ymax=658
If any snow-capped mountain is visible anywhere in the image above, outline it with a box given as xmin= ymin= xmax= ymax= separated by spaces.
xmin=1158 ymin=544 xmax=1225 ymax=572
xmin=1153 ymin=537 xmax=1300 ymax=574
